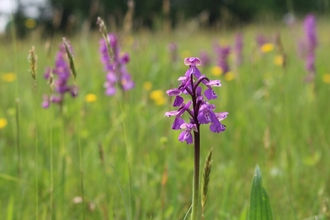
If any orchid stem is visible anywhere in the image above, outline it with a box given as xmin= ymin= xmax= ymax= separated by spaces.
xmin=191 ymin=129 xmax=201 ymax=220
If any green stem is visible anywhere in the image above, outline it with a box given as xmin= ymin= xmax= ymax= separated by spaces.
xmin=15 ymin=99 xmax=21 ymax=220
xmin=74 ymin=101 xmax=85 ymax=220
xmin=78 ymin=137 xmax=85 ymax=220
xmin=119 ymin=100 xmax=132 ymax=220
xmin=191 ymin=129 xmax=201 ymax=220
xmin=50 ymin=106 xmax=54 ymax=219
xmin=35 ymin=130 xmax=39 ymax=220
xmin=34 ymin=81 xmax=39 ymax=220
xmin=15 ymin=100 xmax=21 ymax=177
xmin=10 ymin=12 xmax=21 ymax=220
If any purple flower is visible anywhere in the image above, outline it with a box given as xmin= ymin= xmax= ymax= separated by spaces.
xmin=300 ymin=14 xmax=317 ymax=81
xmin=305 ymin=53 xmax=315 ymax=73
xmin=99 ymin=33 xmax=134 ymax=95
xmin=184 ymin=57 xmax=202 ymax=78
xmin=165 ymin=57 xmax=227 ymax=144
xmin=42 ymin=43 xmax=77 ymax=108
xmin=42 ymin=95 xmax=50 ymax=108
xmin=214 ymin=45 xmax=231 ymax=74
xmin=178 ymin=123 xmax=197 ymax=144
xmin=304 ymin=14 xmax=317 ymax=52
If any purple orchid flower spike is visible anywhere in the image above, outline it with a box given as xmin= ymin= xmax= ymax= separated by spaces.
xmin=42 ymin=42 xmax=78 ymax=109
xmin=99 ymin=33 xmax=134 ymax=95
xmin=300 ymin=14 xmax=317 ymax=82
xmin=304 ymin=14 xmax=317 ymax=52
xmin=165 ymin=57 xmax=228 ymax=144
xmin=165 ymin=57 xmax=228 ymax=220
xmin=214 ymin=45 xmax=231 ymax=74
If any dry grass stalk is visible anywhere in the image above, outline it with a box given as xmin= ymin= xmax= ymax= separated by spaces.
xmin=63 ymin=38 xmax=77 ymax=80
xmin=28 ymin=46 xmax=37 ymax=80
xmin=201 ymin=147 xmax=213 ymax=219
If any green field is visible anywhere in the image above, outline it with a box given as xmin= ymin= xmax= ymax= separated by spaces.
xmin=1 ymin=18 xmax=330 ymax=219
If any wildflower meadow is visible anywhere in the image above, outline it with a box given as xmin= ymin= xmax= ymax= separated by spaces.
xmin=1 ymin=14 xmax=330 ymax=220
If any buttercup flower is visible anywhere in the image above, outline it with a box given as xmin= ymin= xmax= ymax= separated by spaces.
xmin=85 ymin=93 xmax=97 ymax=103
xmin=261 ymin=43 xmax=274 ymax=53
xmin=211 ymin=66 xmax=222 ymax=76
xmin=0 ymin=118 xmax=8 ymax=129
xmin=1 ymin=73 xmax=16 ymax=82
xmin=150 ymin=90 xmax=166 ymax=106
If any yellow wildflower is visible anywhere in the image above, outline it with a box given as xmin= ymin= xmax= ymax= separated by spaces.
xmin=25 ymin=18 xmax=36 ymax=29
xmin=0 ymin=118 xmax=8 ymax=129
xmin=150 ymin=90 xmax=166 ymax=106
xmin=143 ymin=81 xmax=153 ymax=91
xmin=85 ymin=93 xmax=97 ymax=103
xmin=224 ymin=72 xmax=235 ymax=81
xmin=274 ymin=55 xmax=284 ymax=66
xmin=155 ymin=97 xmax=166 ymax=106
xmin=261 ymin=43 xmax=274 ymax=53
xmin=150 ymin=90 xmax=164 ymax=100
xmin=1 ymin=73 xmax=16 ymax=82
xmin=211 ymin=66 xmax=223 ymax=76
xmin=322 ymin=74 xmax=330 ymax=84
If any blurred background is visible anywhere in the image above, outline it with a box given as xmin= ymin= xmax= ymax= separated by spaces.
xmin=0 ymin=0 xmax=329 ymax=38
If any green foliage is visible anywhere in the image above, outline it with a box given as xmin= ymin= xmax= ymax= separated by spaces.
xmin=249 ymin=165 xmax=273 ymax=220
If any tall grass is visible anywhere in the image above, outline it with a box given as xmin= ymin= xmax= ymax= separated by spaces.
xmin=0 ymin=18 xmax=330 ymax=219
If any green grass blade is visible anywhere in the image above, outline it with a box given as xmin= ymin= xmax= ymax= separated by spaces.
xmin=183 ymin=205 xmax=192 ymax=220
xmin=6 ymin=196 xmax=14 ymax=220
xmin=249 ymin=165 xmax=273 ymax=220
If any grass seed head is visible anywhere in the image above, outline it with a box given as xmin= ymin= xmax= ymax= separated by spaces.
xmin=28 ymin=46 xmax=37 ymax=80
xmin=201 ymin=148 xmax=213 ymax=212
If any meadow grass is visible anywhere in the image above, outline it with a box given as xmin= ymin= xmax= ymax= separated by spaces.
xmin=0 ymin=18 xmax=330 ymax=219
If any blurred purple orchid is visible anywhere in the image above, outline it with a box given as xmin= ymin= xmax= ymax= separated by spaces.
xmin=99 ymin=33 xmax=134 ymax=95
xmin=300 ymin=14 xmax=317 ymax=82
xmin=214 ymin=45 xmax=231 ymax=74
xmin=42 ymin=42 xmax=77 ymax=108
